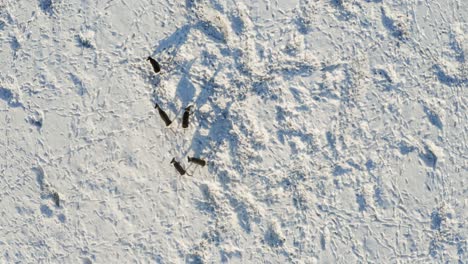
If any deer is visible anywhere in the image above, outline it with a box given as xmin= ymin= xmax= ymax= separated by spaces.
xmin=182 ymin=105 xmax=193 ymax=128
xmin=154 ymin=103 xmax=173 ymax=127
xmin=171 ymin=158 xmax=192 ymax=176
xmin=187 ymin=156 xmax=206 ymax=167
xmin=147 ymin=56 xmax=161 ymax=73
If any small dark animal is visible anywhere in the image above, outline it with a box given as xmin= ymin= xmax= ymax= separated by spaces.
xmin=147 ymin=56 xmax=161 ymax=73
xmin=182 ymin=105 xmax=192 ymax=128
xmin=155 ymin=103 xmax=172 ymax=126
xmin=52 ymin=192 xmax=60 ymax=207
xmin=171 ymin=158 xmax=187 ymax=175
xmin=188 ymin=156 xmax=206 ymax=167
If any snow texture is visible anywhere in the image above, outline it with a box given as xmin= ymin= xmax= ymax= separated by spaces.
xmin=0 ymin=0 xmax=467 ymax=263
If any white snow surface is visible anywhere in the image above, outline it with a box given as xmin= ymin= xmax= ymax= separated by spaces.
xmin=0 ymin=0 xmax=467 ymax=263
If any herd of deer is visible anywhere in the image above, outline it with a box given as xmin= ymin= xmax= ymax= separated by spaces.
xmin=148 ymin=56 xmax=207 ymax=176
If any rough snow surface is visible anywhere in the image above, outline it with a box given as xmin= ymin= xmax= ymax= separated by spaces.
xmin=0 ymin=0 xmax=467 ymax=263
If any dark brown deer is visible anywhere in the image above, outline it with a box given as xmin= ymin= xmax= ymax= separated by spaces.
xmin=187 ymin=156 xmax=206 ymax=167
xmin=52 ymin=191 xmax=60 ymax=207
xmin=147 ymin=56 xmax=161 ymax=73
xmin=171 ymin=158 xmax=191 ymax=176
xmin=154 ymin=103 xmax=172 ymax=126
xmin=182 ymin=105 xmax=193 ymax=128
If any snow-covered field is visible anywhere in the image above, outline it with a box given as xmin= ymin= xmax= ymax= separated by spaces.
xmin=0 ymin=0 xmax=466 ymax=262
